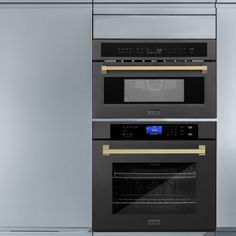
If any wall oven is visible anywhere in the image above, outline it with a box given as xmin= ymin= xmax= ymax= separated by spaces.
xmin=93 ymin=40 xmax=216 ymax=118
xmin=92 ymin=122 xmax=216 ymax=231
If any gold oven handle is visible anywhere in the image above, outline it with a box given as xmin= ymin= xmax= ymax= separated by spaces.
xmin=101 ymin=65 xmax=208 ymax=74
xmin=102 ymin=145 xmax=206 ymax=157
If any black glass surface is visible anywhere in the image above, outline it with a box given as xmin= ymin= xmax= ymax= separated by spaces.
xmin=104 ymin=77 xmax=204 ymax=104
xmin=110 ymin=124 xmax=198 ymax=140
xmin=101 ymin=43 xmax=207 ymax=57
xmin=113 ymin=163 xmax=197 ymax=215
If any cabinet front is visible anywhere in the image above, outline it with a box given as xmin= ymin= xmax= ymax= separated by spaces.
xmin=217 ymin=3 xmax=236 ymax=229
xmin=0 ymin=4 xmax=92 ymax=228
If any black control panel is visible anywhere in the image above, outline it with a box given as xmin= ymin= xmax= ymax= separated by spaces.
xmin=110 ymin=124 xmax=198 ymax=140
xmin=101 ymin=43 xmax=207 ymax=58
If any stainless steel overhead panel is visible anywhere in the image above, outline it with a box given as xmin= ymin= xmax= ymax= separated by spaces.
xmin=93 ymin=16 xmax=215 ymax=39
xmin=94 ymin=0 xmax=216 ymax=3
xmin=93 ymin=4 xmax=216 ymax=39
xmin=93 ymin=3 xmax=216 ymax=14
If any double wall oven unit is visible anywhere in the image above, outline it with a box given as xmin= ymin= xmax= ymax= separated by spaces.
xmin=93 ymin=40 xmax=216 ymax=118
xmin=93 ymin=122 xmax=216 ymax=231
xmin=92 ymin=3 xmax=217 ymax=234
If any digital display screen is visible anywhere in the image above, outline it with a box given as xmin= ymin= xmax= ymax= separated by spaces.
xmin=146 ymin=126 xmax=163 ymax=135
xmin=101 ymin=43 xmax=207 ymax=57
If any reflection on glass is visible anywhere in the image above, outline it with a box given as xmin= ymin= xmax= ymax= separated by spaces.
xmin=124 ymin=79 xmax=184 ymax=102
xmin=112 ymin=163 xmax=196 ymax=215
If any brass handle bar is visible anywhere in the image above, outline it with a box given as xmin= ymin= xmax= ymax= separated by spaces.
xmin=101 ymin=65 xmax=208 ymax=74
xmin=102 ymin=145 xmax=206 ymax=157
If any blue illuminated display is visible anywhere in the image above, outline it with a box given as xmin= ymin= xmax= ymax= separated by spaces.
xmin=146 ymin=126 xmax=163 ymax=135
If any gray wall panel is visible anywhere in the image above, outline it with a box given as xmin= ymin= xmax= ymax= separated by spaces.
xmin=217 ymin=4 xmax=236 ymax=228
xmin=0 ymin=233 xmax=91 ymax=236
xmin=217 ymin=0 xmax=236 ymax=2
xmin=0 ymin=4 xmax=92 ymax=228
xmin=216 ymin=232 xmax=236 ymax=236
xmin=0 ymin=0 xmax=92 ymax=2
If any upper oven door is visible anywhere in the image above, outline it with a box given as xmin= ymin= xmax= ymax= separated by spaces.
xmin=92 ymin=140 xmax=216 ymax=231
xmin=93 ymin=60 xmax=216 ymax=118
xmin=92 ymin=39 xmax=216 ymax=118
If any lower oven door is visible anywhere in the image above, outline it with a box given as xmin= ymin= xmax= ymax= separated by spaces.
xmin=92 ymin=140 xmax=216 ymax=231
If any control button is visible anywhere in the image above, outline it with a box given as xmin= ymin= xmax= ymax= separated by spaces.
xmin=188 ymin=133 xmax=193 ymax=136
xmin=188 ymin=126 xmax=193 ymax=130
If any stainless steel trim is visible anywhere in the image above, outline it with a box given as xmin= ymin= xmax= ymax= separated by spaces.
xmin=92 ymin=118 xmax=218 ymax=122
xmin=94 ymin=3 xmax=216 ymax=15
xmin=0 ymin=228 xmax=92 ymax=232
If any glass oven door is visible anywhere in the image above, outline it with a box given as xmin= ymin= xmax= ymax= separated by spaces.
xmin=113 ymin=163 xmax=196 ymax=215
xmin=92 ymin=140 xmax=216 ymax=231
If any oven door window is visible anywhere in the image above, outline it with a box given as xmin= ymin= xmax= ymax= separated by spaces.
xmin=125 ymin=79 xmax=184 ymax=102
xmin=104 ymin=77 xmax=204 ymax=104
xmin=112 ymin=163 xmax=196 ymax=215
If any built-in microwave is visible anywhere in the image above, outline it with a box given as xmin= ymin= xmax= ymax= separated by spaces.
xmin=92 ymin=40 xmax=216 ymax=118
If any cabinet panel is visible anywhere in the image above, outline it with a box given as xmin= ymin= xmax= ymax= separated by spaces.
xmin=217 ymin=1 xmax=236 ymax=2
xmin=217 ymin=4 xmax=236 ymax=228
xmin=216 ymin=232 xmax=236 ymax=236
xmin=94 ymin=0 xmax=215 ymax=3
xmin=0 ymin=0 xmax=92 ymax=2
xmin=94 ymin=4 xmax=216 ymax=15
xmin=94 ymin=15 xmax=215 ymax=39
xmin=0 ymin=233 xmax=91 ymax=236
xmin=0 ymin=4 xmax=92 ymax=227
